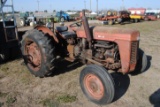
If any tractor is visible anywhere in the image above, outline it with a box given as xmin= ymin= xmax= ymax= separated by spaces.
xmin=20 ymin=10 xmax=147 ymax=105
xmin=0 ymin=0 xmax=19 ymax=62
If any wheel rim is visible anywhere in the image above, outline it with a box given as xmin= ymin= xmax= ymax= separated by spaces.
xmin=61 ymin=17 xmax=64 ymax=22
xmin=20 ymin=21 xmax=24 ymax=26
xmin=25 ymin=39 xmax=41 ymax=71
xmin=84 ymin=73 xmax=104 ymax=100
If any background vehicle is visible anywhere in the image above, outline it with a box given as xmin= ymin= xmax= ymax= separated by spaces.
xmin=0 ymin=0 xmax=19 ymax=62
xmin=19 ymin=12 xmax=37 ymax=26
xmin=128 ymin=8 xmax=146 ymax=22
xmin=144 ymin=12 xmax=157 ymax=21
xmin=21 ymin=10 xmax=147 ymax=105
xmin=56 ymin=11 xmax=70 ymax=22
xmin=97 ymin=10 xmax=130 ymax=25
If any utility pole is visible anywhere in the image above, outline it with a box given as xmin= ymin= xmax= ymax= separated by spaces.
xmin=90 ymin=0 xmax=92 ymax=12
xmin=84 ymin=0 xmax=86 ymax=10
xmin=97 ymin=0 xmax=98 ymax=16
xmin=89 ymin=0 xmax=92 ymax=18
xmin=122 ymin=0 xmax=124 ymax=10
xmin=37 ymin=0 xmax=39 ymax=12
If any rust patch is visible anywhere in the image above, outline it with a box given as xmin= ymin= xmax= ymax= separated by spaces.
xmin=35 ymin=26 xmax=59 ymax=43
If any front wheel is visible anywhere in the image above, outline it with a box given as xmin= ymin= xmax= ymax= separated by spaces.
xmin=20 ymin=20 xmax=25 ymax=27
xmin=60 ymin=17 xmax=65 ymax=22
xmin=108 ymin=20 xmax=113 ymax=25
xmin=135 ymin=49 xmax=148 ymax=73
xmin=80 ymin=64 xmax=115 ymax=105
xmin=144 ymin=17 xmax=149 ymax=21
xmin=21 ymin=29 xmax=56 ymax=77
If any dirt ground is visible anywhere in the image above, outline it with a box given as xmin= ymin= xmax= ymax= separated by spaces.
xmin=0 ymin=20 xmax=160 ymax=107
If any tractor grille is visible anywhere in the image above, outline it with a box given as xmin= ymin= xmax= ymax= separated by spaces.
xmin=130 ymin=41 xmax=138 ymax=64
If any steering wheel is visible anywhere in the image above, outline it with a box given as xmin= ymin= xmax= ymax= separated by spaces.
xmin=69 ymin=20 xmax=82 ymax=28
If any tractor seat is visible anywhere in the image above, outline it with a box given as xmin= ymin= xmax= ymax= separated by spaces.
xmin=55 ymin=26 xmax=76 ymax=39
xmin=61 ymin=31 xmax=76 ymax=39
xmin=55 ymin=26 xmax=68 ymax=32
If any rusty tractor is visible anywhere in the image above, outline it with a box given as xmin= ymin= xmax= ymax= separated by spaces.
xmin=21 ymin=10 xmax=147 ymax=105
xmin=0 ymin=0 xmax=19 ymax=62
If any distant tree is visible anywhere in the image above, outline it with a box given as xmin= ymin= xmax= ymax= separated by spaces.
xmin=53 ymin=10 xmax=56 ymax=12
xmin=147 ymin=8 xmax=152 ymax=10
xmin=29 ymin=12 xmax=34 ymax=16
xmin=14 ymin=11 xmax=19 ymax=13
xmin=30 ymin=12 xmax=33 ymax=14
xmin=44 ymin=10 xmax=48 ymax=13
xmin=35 ymin=11 xmax=38 ymax=13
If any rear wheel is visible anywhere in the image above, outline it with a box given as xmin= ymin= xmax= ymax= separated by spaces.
xmin=135 ymin=19 xmax=138 ymax=23
xmin=21 ymin=29 xmax=56 ymax=77
xmin=80 ymin=64 xmax=115 ymax=105
xmin=108 ymin=20 xmax=113 ymax=25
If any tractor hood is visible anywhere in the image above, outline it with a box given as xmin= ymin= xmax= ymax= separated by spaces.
xmin=76 ymin=26 xmax=140 ymax=42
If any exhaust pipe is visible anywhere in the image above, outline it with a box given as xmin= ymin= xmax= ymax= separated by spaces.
xmin=82 ymin=10 xmax=92 ymax=49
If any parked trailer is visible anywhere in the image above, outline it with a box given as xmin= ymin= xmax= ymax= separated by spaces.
xmin=129 ymin=14 xmax=144 ymax=22
xmin=146 ymin=9 xmax=160 ymax=18
xmin=97 ymin=10 xmax=130 ymax=25
xmin=144 ymin=12 xmax=157 ymax=21
xmin=128 ymin=8 xmax=146 ymax=22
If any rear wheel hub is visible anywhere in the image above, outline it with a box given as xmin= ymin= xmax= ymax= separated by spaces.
xmin=25 ymin=41 xmax=41 ymax=71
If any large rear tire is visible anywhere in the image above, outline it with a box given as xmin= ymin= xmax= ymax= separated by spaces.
xmin=80 ymin=64 xmax=115 ymax=105
xmin=108 ymin=20 xmax=113 ymax=25
xmin=21 ymin=29 xmax=56 ymax=77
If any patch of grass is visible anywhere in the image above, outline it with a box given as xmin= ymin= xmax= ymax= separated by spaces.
xmin=56 ymin=94 xmax=77 ymax=103
xmin=19 ymin=72 xmax=33 ymax=85
xmin=40 ymin=99 xmax=59 ymax=107
xmin=0 ymin=102 xmax=4 ymax=107
xmin=0 ymin=92 xmax=8 ymax=98
xmin=6 ymin=96 xmax=17 ymax=106
xmin=0 ymin=65 xmax=9 ymax=73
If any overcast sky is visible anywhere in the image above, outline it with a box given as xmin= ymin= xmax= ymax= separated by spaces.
xmin=5 ymin=0 xmax=160 ymax=12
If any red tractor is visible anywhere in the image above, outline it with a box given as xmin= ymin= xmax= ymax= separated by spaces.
xmin=21 ymin=10 xmax=147 ymax=105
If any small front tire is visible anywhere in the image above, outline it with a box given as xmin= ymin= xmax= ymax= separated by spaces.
xmin=20 ymin=20 xmax=25 ymax=27
xmin=60 ymin=17 xmax=65 ymax=22
xmin=80 ymin=64 xmax=115 ymax=105
xmin=135 ymin=49 xmax=148 ymax=73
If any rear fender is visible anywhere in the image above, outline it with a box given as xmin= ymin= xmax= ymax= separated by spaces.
xmin=35 ymin=26 xmax=59 ymax=43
